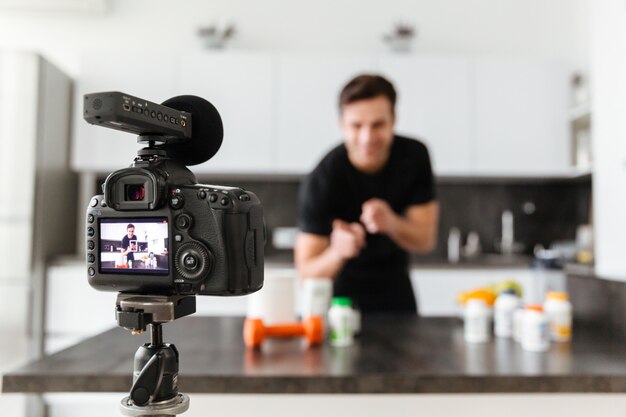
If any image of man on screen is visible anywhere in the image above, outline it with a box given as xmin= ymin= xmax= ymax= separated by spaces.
xmin=120 ymin=223 xmax=137 ymax=262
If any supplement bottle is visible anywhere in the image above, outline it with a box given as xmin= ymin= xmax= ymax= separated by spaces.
xmin=328 ymin=297 xmax=354 ymax=347
xmin=494 ymin=289 xmax=519 ymax=338
xmin=544 ymin=291 xmax=572 ymax=342
xmin=464 ymin=298 xmax=491 ymax=343
xmin=521 ymin=304 xmax=550 ymax=352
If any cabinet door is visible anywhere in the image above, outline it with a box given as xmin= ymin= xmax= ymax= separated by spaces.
xmin=378 ymin=56 xmax=473 ymax=174
xmin=72 ymin=53 xmax=179 ymax=172
xmin=0 ymin=52 xmax=38 ymax=220
xmin=591 ymin=0 xmax=626 ymax=279
xmin=473 ymin=59 xmax=569 ymax=173
xmin=179 ymin=53 xmax=273 ymax=173
xmin=411 ymin=268 xmax=534 ymax=317
xmin=274 ymin=55 xmax=377 ymax=173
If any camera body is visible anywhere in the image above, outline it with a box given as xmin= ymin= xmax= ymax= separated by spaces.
xmin=84 ymin=92 xmax=264 ymax=296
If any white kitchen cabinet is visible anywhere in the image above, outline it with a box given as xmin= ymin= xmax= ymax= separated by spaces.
xmin=411 ymin=267 xmax=536 ymax=317
xmin=0 ymin=52 xmax=38 ymax=281
xmin=71 ymin=52 xmax=571 ymax=176
xmin=43 ymin=393 xmax=626 ymax=417
xmin=590 ymin=0 xmax=626 ymax=280
xmin=71 ymin=52 xmax=179 ymax=172
xmin=273 ymin=55 xmax=377 ymax=173
xmin=178 ymin=53 xmax=274 ymax=173
xmin=0 ymin=52 xmax=74 ymax=255
xmin=472 ymin=58 xmax=569 ymax=173
xmin=378 ymin=56 xmax=473 ymax=173
xmin=45 ymin=261 xmax=116 ymax=354
xmin=43 ymin=261 xmax=295 ymax=354
xmin=0 ymin=51 xmax=75 ymax=361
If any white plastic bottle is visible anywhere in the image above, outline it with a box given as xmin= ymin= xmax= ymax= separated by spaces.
xmin=464 ymin=298 xmax=491 ymax=343
xmin=521 ymin=305 xmax=550 ymax=352
xmin=328 ymin=297 xmax=354 ymax=347
xmin=513 ymin=306 xmax=525 ymax=343
xmin=494 ymin=290 xmax=519 ymax=338
xmin=544 ymin=291 xmax=573 ymax=342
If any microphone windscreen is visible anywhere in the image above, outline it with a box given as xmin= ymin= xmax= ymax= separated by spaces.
xmin=159 ymin=95 xmax=223 ymax=166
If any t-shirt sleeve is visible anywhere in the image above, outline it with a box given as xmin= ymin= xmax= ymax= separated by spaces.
xmin=297 ymin=168 xmax=333 ymax=236
xmin=408 ymin=142 xmax=436 ymax=205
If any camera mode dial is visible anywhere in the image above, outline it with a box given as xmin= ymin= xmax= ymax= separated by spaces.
xmin=174 ymin=242 xmax=212 ymax=282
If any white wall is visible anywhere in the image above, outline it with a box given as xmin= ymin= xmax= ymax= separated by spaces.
xmin=0 ymin=0 xmax=589 ymax=77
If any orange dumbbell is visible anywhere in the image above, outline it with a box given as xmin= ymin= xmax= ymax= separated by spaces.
xmin=243 ymin=316 xmax=324 ymax=348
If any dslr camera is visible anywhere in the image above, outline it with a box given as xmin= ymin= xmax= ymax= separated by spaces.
xmin=84 ymin=92 xmax=264 ymax=296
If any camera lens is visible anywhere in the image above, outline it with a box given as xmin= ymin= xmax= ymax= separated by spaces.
xmin=125 ymin=184 xmax=145 ymax=201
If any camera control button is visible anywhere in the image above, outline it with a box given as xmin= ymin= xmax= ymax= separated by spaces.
xmin=175 ymin=242 xmax=212 ymax=281
xmin=197 ymin=190 xmax=207 ymax=199
xmin=174 ymin=234 xmax=183 ymax=242
xmin=87 ymin=227 xmax=95 ymax=237
xmin=209 ymin=193 xmax=218 ymax=203
xmin=175 ymin=214 xmax=191 ymax=230
xmin=183 ymin=254 xmax=198 ymax=270
xmin=87 ymin=240 xmax=95 ymax=250
xmin=88 ymin=267 xmax=95 ymax=276
xmin=177 ymin=284 xmax=193 ymax=294
xmin=220 ymin=197 xmax=230 ymax=206
xmin=87 ymin=214 xmax=94 ymax=223
xmin=169 ymin=194 xmax=184 ymax=209
xmin=239 ymin=194 xmax=251 ymax=202
xmin=87 ymin=254 xmax=95 ymax=263
xmin=90 ymin=198 xmax=98 ymax=207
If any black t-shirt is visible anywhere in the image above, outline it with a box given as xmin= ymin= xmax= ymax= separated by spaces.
xmin=122 ymin=234 xmax=137 ymax=261
xmin=298 ymin=135 xmax=435 ymax=313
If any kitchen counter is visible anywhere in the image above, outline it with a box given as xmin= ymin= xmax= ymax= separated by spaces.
xmin=4 ymin=315 xmax=626 ymax=394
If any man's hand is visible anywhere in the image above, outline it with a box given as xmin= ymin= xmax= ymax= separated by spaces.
xmin=329 ymin=219 xmax=366 ymax=260
xmin=360 ymin=198 xmax=398 ymax=234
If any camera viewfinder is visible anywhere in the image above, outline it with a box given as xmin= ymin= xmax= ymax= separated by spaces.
xmin=126 ymin=184 xmax=145 ymax=201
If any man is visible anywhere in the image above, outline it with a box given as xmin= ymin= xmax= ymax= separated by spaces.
xmin=295 ymin=74 xmax=439 ymax=313
xmin=120 ymin=224 xmax=137 ymax=263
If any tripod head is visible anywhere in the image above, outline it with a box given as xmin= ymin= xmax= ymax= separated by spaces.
xmin=116 ymin=294 xmax=196 ymax=333
xmin=116 ymin=294 xmax=196 ymax=416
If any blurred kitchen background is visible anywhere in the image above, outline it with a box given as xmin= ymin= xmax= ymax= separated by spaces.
xmin=3 ymin=0 xmax=626 ymax=415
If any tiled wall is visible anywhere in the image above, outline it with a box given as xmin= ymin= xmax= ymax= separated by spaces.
xmin=95 ymin=174 xmax=591 ymax=260
xmin=195 ymin=174 xmax=591 ymax=260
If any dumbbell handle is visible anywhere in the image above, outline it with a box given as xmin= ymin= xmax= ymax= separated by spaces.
xmin=264 ymin=322 xmax=306 ymax=338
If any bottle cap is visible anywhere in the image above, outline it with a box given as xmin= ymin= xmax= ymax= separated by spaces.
xmin=466 ymin=298 xmax=488 ymax=308
xmin=526 ymin=304 xmax=544 ymax=312
xmin=458 ymin=289 xmax=496 ymax=306
xmin=332 ymin=297 xmax=352 ymax=307
xmin=546 ymin=291 xmax=569 ymax=301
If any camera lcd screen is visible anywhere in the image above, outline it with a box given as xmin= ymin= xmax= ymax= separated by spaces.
xmin=99 ymin=218 xmax=169 ymax=275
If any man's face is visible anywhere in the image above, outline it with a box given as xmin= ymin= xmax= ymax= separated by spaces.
xmin=127 ymin=228 xmax=134 ymax=238
xmin=340 ymin=95 xmax=395 ymax=174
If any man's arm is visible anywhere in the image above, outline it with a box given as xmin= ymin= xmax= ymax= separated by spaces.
xmin=295 ymin=234 xmax=344 ymax=280
xmin=295 ymin=220 xmax=366 ymax=279
xmin=119 ymin=238 xmax=128 ymax=256
xmin=361 ymin=199 xmax=439 ymax=254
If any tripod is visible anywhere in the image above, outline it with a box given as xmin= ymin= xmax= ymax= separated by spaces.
xmin=115 ymin=293 xmax=196 ymax=417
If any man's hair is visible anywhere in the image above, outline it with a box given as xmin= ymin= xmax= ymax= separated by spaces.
xmin=339 ymin=74 xmax=397 ymax=114
xmin=127 ymin=224 xmax=135 ymax=231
